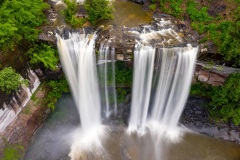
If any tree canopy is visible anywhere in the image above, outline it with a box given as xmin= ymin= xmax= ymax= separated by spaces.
xmin=0 ymin=0 xmax=49 ymax=50
xmin=0 ymin=67 xmax=28 ymax=94
xmin=27 ymin=43 xmax=59 ymax=71
xmin=84 ymin=0 xmax=114 ymax=25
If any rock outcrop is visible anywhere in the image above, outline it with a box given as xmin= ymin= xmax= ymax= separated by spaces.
xmin=181 ymin=96 xmax=240 ymax=144
xmin=0 ymin=70 xmax=40 ymax=133
xmin=194 ymin=62 xmax=240 ymax=86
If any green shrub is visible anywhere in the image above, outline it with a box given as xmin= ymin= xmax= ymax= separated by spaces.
xmin=117 ymin=88 xmax=128 ymax=103
xmin=63 ymin=0 xmax=86 ymax=28
xmin=149 ymin=4 xmax=157 ymax=11
xmin=115 ymin=62 xmax=133 ymax=86
xmin=190 ymin=81 xmax=213 ymax=97
xmin=191 ymin=22 xmax=206 ymax=34
xmin=45 ymin=78 xmax=69 ymax=110
xmin=186 ymin=1 xmax=212 ymax=22
xmin=154 ymin=0 xmax=183 ymax=17
xmin=69 ymin=15 xmax=87 ymax=28
xmin=2 ymin=143 xmax=24 ymax=160
xmin=27 ymin=43 xmax=59 ymax=70
xmin=190 ymin=73 xmax=240 ymax=125
xmin=209 ymin=73 xmax=240 ymax=125
xmin=0 ymin=67 xmax=28 ymax=94
xmin=84 ymin=0 xmax=114 ymax=25
xmin=219 ymin=19 xmax=240 ymax=66
xmin=169 ymin=0 xmax=183 ymax=17
xmin=0 ymin=0 xmax=49 ymax=50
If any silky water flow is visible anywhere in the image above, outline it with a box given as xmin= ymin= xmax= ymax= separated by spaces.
xmin=56 ymin=22 xmax=198 ymax=159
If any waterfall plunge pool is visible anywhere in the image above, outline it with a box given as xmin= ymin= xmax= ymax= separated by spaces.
xmin=24 ymin=93 xmax=240 ymax=160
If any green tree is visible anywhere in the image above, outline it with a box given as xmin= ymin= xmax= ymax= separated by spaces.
xmin=63 ymin=0 xmax=87 ymax=28
xmin=209 ymin=73 xmax=240 ymax=125
xmin=84 ymin=0 xmax=114 ymax=25
xmin=27 ymin=43 xmax=59 ymax=70
xmin=219 ymin=8 xmax=240 ymax=66
xmin=0 ymin=67 xmax=28 ymax=94
xmin=0 ymin=0 xmax=49 ymax=50
xmin=45 ymin=78 xmax=69 ymax=110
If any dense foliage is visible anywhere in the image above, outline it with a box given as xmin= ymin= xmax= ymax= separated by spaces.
xmin=0 ymin=0 xmax=49 ymax=50
xmin=218 ymin=8 xmax=240 ymax=66
xmin=190 ymin=73 xmax=240 ymax=125
xmin=115 ymin=62 xmax=133 ymax=86
xmin=2 ymin=143 xmax=24 ymax=160
xmin=63 ymin=0 xmax=86 ymax=28
xmin=84 ymin=0 xmax=114 ymax=25
xmin=45 ymin=78 xmax=69 ymax=110
xmin=0 ymin=67 xmax=28 ymax=94
xmin=27 ymin=43 xmax=59 ymax=70
xmin=115 ymin=62 xmax=132 ymax=103
xmin=209 ymin=73 xmax=240 ymax=125
xmin=63 ymin=0 xmax=113 ymax=27
xmin=150 ymin=0 xmax=240 ymax=66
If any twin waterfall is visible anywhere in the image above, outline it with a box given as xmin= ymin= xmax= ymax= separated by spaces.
xmin=56 ymin=23 xmax=198 ymax=157
xmin=129 ymin=45 xmax=197 ymax=139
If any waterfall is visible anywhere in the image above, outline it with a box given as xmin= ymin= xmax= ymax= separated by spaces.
xmin=128 ymin=45 xmax=198 ymax=136
xmin=128 ymin=44 xmax=155 ymax=131
xmin=127 ymin=17 xmax=198 ymax=137
xmin=56 ymin=32 xmax=102 ymax=133
xmin=55 ymin=17 xmax=197 ymax=159
xmin=98 ymin=41 xmax=117 ymax=118
xmin=56 ymin=32 xmax=107 ymax=159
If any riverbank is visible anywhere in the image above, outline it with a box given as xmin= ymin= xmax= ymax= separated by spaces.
xmin=0 ymin=84 xmax=50 ymax=159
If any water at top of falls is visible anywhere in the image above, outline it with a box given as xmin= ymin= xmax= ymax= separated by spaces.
xmin=128 ymin=44 xmax=198 ymax=139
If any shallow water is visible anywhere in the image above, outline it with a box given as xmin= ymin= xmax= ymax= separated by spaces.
xmin=24 ymin=94 xmax=240 ymax=160
xmin=99 ymin=0 xmax=152 ymax=27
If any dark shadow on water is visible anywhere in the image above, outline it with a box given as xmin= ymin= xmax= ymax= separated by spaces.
xmin=24 ymin=93 xmax=79 ymax=160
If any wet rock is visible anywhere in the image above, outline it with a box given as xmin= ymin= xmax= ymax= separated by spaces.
xmin=130 ymin=0 xmax=147 ymax=4
xmin=193 ymin=62 xmax=236 ymax=86
xmin=197 ymin=70 xmax=209 ymax=82
xmin=96 ymin=13 xmax=195 ymax=62
xmin=180 ymin=96 xmax=240 ymax=144
xmin=209 ymin=5 xmax=226 ymax=17
xmin=208 ymin=71 xmax=226 ymax=86
xmin=38 ymin=6 xmax=57 ymax=43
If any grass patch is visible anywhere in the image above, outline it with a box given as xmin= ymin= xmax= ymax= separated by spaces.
xmin=22 ymin=106 xmax=31 ymax=115
xmin=2 ymin=141 xmax=24 ymax=160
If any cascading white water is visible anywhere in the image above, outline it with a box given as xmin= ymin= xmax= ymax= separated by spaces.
xmin=128 ymin=44 xmax=155 ymax=132
xmin=57 ymin=32 xmax=101 ymax=132
xmin=98 ymin=42 xmax=117 ymax=118
xmin=150 ymin=46 xmax=197 ymax=128
xmin=128 ymin=18 xmax=198 ymax=138
xmin=128 ymin=45 xmax=198 ymax=136
xmin=56 ymin=32 xmax=106 ymax=158
xmin=55 ymin=17 xmax=197 ymax=159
